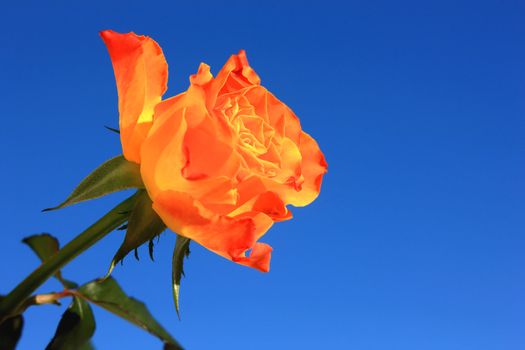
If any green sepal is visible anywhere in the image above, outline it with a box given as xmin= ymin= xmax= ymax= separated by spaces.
xmin=0 ymin=310 xmax=23 ymax=350
xmin=108 ymin=190 xmax=166 ymax=275
xmin=77 ymin=277 xmax=182 ymax=349
xmin=46 ymin=297 xmax=95 ymax=350
xmin=44 ymin=155 xmax=143 ymax=211
xmin=104 ymin=125 xmax=120 ymax=134
xmin=22 ymin=234 xmax=77 ymax=289
xmin=172 ymin=235 xmax=190 ymax=320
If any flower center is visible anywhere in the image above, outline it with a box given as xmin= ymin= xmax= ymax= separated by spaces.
xmin=218 ymin=95 xmax=283 ymax=179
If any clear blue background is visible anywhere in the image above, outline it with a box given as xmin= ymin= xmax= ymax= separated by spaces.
xmin=1 ymin=1 xmax=524 ymax=349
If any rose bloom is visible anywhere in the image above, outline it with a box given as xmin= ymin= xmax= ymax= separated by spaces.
xmin=101 ymin=30 xmax=327 ymax=272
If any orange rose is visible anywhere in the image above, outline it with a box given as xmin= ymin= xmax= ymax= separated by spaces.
xmin=101 ymin=30 xmax=327 ymax=272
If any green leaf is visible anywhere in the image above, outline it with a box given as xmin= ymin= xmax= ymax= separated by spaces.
xmin=0 ymin=313 xmax=23 ymax=350
xmin=108 ymin=190 xmax=166 ymax=274
xmin=77 ymin=277 xmax=182 ymax=349
xmin=44 ymin=155 xmax=143 ymax=211
xmin=172 ymin=235 xmax=190 ymax=320
xmin=22 ymin=234 xmax=77 ymax=289
xmin=46 ymin=297 xmax=95 ymax=350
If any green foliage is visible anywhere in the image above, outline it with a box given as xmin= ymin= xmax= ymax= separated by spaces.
xmin=46 ymin=298 xmax=95 ymax=350
xmin=44 ymin=155 xmax=143 ymax=211
xmin=77 ymin=277 xmax=182 ymax=349
xmin=21 ymin=232 xmax=182 ymax=349
xmin=22 ymin=234 xmax=77 ymax=288
xmin=109 ymin=190 xmax=166 ymax=274
xmin=0 ymin=312 xmax=23 ymax=350
xmin=172 ymin=235 xmax=191 ymax=319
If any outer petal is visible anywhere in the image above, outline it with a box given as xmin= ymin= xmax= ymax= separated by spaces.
xmin=230 ymin=186 xmax=293 ymax=222
xmin=232 ymin=242 xmax=272 ymax=271
xmin=182 ymin=66 xmax=242 ymax=187
xmin=250 ymin=132 xmax=326 ymax=208
xmin=140 ymin=70 xmax=238 ymax=210
xmin=152 ymin=190 xmax=274 ymax=272
xmin=286 ymin=132 xmax=328 ymax=206
xmin=206 ymin=50 xmax=260 ymax=109
xmin=101 ymin=30 xmax=168 ymax=163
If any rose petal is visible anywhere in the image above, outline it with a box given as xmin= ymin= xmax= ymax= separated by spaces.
xmin=244 ymin=87 xmax=302 ymax=144
xmin=152 ymin=190 xmax=274 ymax=272
xmin=232 ymin=242 xmax=273 ymax=272
xmin=100 ymin=30 xmax=168 ymax=163
xmin=141 ymin=73 xmax=242 ymax=214
xmin=285 ymin=132 xmax=327 ymax=206
xmin=231 ymin=190 xmax=292 ymax=222
xmin=190 ymin=63 xmax=213 ymax=86
xmin=182 ymin=108 xmax=240 ymax=182
xmin=140 ymin=96 xmax=188 ymax=199
xmin=252 ymin=191 xmax=293 ymax=222
xmin=206 ymin=50 xmax=261 ymax=109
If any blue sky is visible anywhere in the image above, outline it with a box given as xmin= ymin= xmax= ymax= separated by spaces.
xmin=1 ymin=1 xmax=524 ymax=349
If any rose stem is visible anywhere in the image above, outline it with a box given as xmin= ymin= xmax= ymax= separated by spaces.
xmin=0 ymin=192 xmax=138 ymax=323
